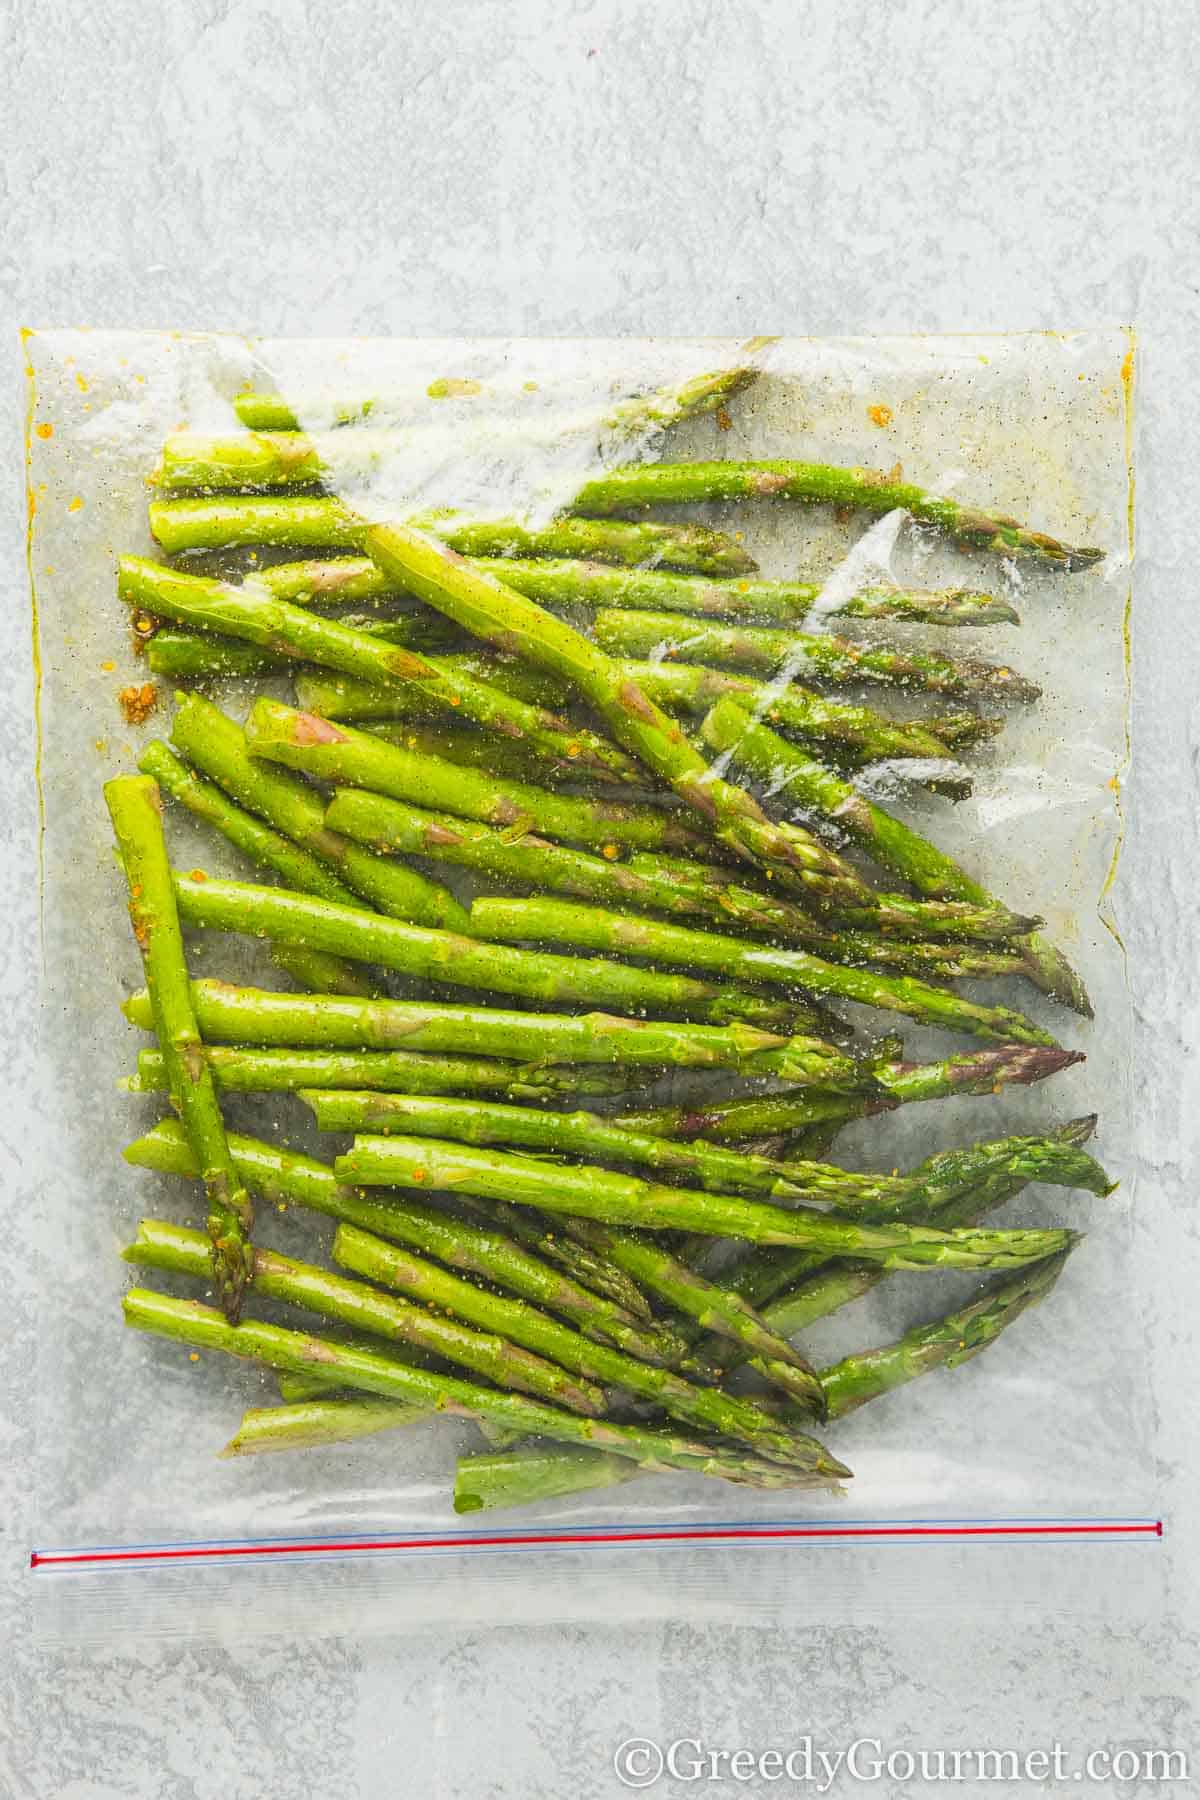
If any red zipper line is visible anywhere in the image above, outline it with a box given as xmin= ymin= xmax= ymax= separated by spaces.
xmin=30 ymin=1520 xmax=1163 ymax=1569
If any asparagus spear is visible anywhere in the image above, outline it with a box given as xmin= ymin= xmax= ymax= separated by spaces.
xmin=120 ymin=557 xmax=641 ymax=787
xmin=124 ymin=1219 xmax=604 ymax=1413
xmin=300 ymin=1092 xmax=1109 ymax=1215
xmin=123 ymin=1289 xmax=845 ymax=1489
xmin=333 ymin=1223 xmax=831 ymax=1461
xmin=124 ymin=1119 xmax=674 ymax=1364
xmin=147 ymin=631 xmax=281 ymax=682
xmin=221 ymin=1397 xmax=427 ymax=1456
xmin=124 ymin=1044 xmax=651 ymax=1101
xmin=569 ymin=461 xmax=1104 ymax=569
xmin=465 ymin=559 xmax=1019 ymax=628
xmin=244 ymin=698 xmax=713 ymax=857
xmin=455 ymin=1445 xmax=640 ymax=1512
xmin=105 ymin=776 xmax=254 ymax=1321
xmin=138 ymin=738 xmax=361 ymax=906
xmin=363 ymin=523 xmax=1034 ymax=929
xmin=120 ymin=979 xmax=854 ymax=1077
xmin=619 ymin=1044 xmax=1083 ymax=1141
xmin=702 ymin=697 xmax=1091 ymax=1015
xmin=148 ymin=497 xmax=758 ymax=575
xmin=454 ymin=1249 xmax=1073 ymax=1513
xmin=592 ymin=609 xmax=1041 ymax=700
xmin=231 ymin=366 xmax=757 ymax=436
xmin=269 ymin=943 xmax=383 ymax=998
xmin=171 ymin=869 xmax=854 ymax=1045
xmin=169 ymin=690 xmax=469 ymax=931
xmin=335 ymin=1134 xmax=1074 ymax=1269
xmin=470 ymin=897 xmax=1058 ymax=1046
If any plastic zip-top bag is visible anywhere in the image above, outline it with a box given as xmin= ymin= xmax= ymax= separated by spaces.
xmin=25 ymin=330 xmax=1157 ymax=1644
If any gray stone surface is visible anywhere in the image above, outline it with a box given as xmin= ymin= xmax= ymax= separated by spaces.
xmin=1 ymin=2 xmax=1197 ymax=1794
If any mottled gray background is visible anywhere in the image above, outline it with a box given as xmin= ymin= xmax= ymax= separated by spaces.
xmin=2 ymin=2 xmax=1198 ymax=1794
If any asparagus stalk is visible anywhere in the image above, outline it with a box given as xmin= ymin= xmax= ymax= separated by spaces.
xmin=470 ymin=897 xmax=1059 ymax=1046
xmin=592 ymin=609 xmax=1042 ymax=700
xmin=702 ymin=698 xmax=1091 ymax=1015
xmin=619 ymin=1044 xmax=1083 ymax=1141
xmin=465 ymin=559 xmax=1019 ymax=628
xmin=363 ymin=523 xmax=1034 ymax=930
xmin=147 ymin=630 xmax=280 ymax=682
xmin=124 ymin=1219 xmax=605 ymax=1414
xmin=124 ymin=1119 xmax=675 ymax=1364
xmin=300 ymin=1092 xmax=1108 ymax=1215
xmin=357 ymin=722 xmax=612 ymax=792
xmin=148 ymin=497 xmax=758 ymax=575
xmin=120 ymin=979 xmax=853 ymax=1077
xmin=244 ymin=698 xmax=713 ymax=857
xmin=231 ymin=366 xmax=757 ymax=436
xmin=105 ymin=776 xmax=253 ymax=1321
xmin=335 ymin=1134 xmax=1075 ymax=1269
xmin=455 ymin=1248 xmax=1074 ymax=1513
xmin=221 ymin=1397 xmax=426 ymax=1456
xmin=124 ymin=1044 xmax=650 ymax=1101
xmin=269 ymin=943 xmax=384 ymax=998
xmin=170 ymin=689 xmax=469 ymax=930
xmin=332 ymin=1223 xmax=832 ymax=1461
xmin=822 ymin=1250 xmax=1074 ymax=1414
xmin=123 ymin=1289 xmax=844 ymax=1489
xmin=455 ymin=1445 xmax=639 ymax=1512
xmin=171 ymin=869 xmax=855 ymax=1046
xmin=138 ymin=738 xmax=363 ymax=907
xmin=120 ymin=557 xmax=641 ymax=787
xmin=569 ymin=461 xmax=1104 ymax=569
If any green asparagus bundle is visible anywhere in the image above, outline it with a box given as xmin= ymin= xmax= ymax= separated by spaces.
xmin=100 ymin=357 xmax=1109 ymax=1519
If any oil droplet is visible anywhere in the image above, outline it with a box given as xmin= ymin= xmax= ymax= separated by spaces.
xmin=68 ymin=496 xmax=84 ymax=513
xmin=35 ymin=421 xmax=53 ymax=439
xmin=867 ymin=404 xmax=893 ymax=428
xmin=100 ymin=660 xmax=115 ymax=673
xmin=75 ymin=372 xmax=90 ymax=393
